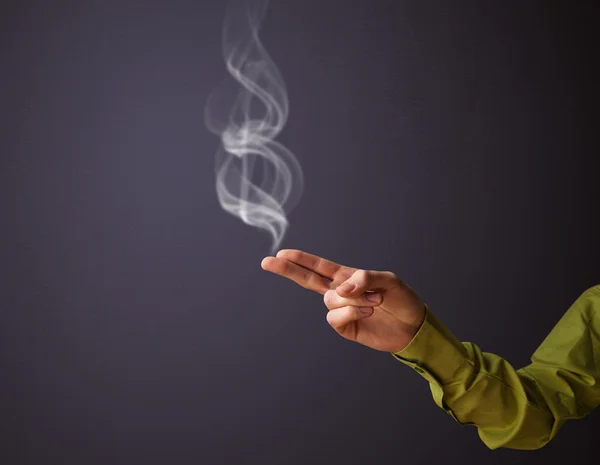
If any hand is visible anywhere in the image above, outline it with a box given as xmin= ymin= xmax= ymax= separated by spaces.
xmin=261 ymin=249 xmax=426 ymax=352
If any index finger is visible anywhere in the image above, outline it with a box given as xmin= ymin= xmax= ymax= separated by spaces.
xmin=261 ymin=256 xmax=331 ymax=294
xmin=275 ymin=249 xmax=356 ymax=282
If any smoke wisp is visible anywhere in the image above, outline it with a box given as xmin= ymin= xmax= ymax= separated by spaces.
xmin=205 ymin=0 xmax=303 ymax=254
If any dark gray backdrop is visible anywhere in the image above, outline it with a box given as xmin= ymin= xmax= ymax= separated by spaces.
xmin=1 ymin=1 xmax=598 ymax=464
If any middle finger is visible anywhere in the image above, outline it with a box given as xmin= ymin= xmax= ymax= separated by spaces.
xmin=261 ymin=256 xmax=332 ymax=294
xmin=276 ymin=249 xmax=356 ymax=283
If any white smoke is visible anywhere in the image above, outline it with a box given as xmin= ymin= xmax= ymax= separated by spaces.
xmin=205 ymin=0 xmax=303 ymax=254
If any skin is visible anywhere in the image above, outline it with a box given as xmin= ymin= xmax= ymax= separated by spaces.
xmin=261 ymin=249 xmax=427 ymax=353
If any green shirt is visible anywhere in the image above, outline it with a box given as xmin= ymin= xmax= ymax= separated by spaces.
xmin=391 ymin=284 xmax=600 ymax=450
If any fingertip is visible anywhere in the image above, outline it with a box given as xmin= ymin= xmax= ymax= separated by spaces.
xmin=336 ymin=282 xmax=356 ymax=295
xmin=261 ymin=256 xmax=274 ymax=270
xmin=365 ymin=292 xmax=382 ymax=304
xmin=357 ymin=306 xmax=374 ymax=317
xmin=276 ymin=249 xmax=291 ymax=258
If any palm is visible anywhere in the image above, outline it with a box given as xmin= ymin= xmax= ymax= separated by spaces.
xmin=337 ymin=296 xmax=421 ymax=352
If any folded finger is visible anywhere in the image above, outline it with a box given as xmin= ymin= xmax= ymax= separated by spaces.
xmin=323 ymin=289 xmax=382 ymax=310
xmin=326 ymin=305 xmax=374 ymax=330
xmin=336 ymin=269 xmax=401 ymax=298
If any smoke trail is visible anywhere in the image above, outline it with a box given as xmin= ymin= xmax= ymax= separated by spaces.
xmin=205 ymin=0 xmax=303 ymax=254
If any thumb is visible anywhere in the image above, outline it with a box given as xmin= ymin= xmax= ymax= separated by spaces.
xmin=327 ymin=305 xmax=374 ymax=331
xmin=336 ymin=269 xmax=400 ymax=298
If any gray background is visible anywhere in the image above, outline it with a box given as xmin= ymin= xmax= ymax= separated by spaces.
xmin=1 ymin=1 xmax=599 ymax=464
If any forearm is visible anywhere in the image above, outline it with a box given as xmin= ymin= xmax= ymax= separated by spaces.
xmin=391 ymin=285 xmax=600 ymax=450
xmin=428 ymin=342 xmax=558 ymax=450
xmin=391 ymin=309 xmax=556 ymax=450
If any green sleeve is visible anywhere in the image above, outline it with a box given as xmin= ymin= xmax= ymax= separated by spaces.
xmin=391 ymin=285 xmax=600 ymax=450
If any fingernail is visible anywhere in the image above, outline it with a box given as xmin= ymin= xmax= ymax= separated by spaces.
xmin=366 ymin=292 xmax=381 ymax=303
xmin=338 ymin=282 xmax=355 ymax=293
xmin=358 ymin=307 xmax=373 ymax=315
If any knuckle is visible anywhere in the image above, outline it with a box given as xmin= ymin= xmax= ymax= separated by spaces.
xmin=340 ymin=269 xmax=355 ymax=282
xmin=323 ymin=290 xmax=334 ymax=306
xmin=355 ymin=269 xmax=370 ymax=285
xmin=382 ymin=270 xmax=401 ymax=284
xmin=300 ymin=268 xmax=311 ymax=283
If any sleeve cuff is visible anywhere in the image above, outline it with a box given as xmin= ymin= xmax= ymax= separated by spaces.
xmin=391 ymin=305 xmax=472 ymax=386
